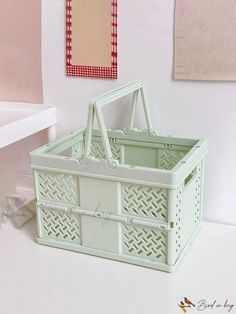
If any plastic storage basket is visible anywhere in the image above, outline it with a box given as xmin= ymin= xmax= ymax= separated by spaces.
xmin=31 ymin=81 xmax=207 ymax=272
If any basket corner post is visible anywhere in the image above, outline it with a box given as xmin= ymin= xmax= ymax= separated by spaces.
xmin=167 ymin=187 xmax=177 ymax=267
xmin=35 ymin=204 xmax=43 ymax=239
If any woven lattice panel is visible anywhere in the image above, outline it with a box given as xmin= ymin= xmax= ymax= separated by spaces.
xmin=40 ymin=207 xmax=81 ymax=243
xmin=122 ymin=184 xmax=168 ymax=222
xmin=72 ymin=143 xmax=83 ymax=159
xmin=37 ymin=171 xmax=79 ymax=205
xmin=158 ymin=149 xmax=186 ymax=170
xmin=91 ymin=142 xmax=121 ymax=161
xmin=110 ymin=144 xmax=121 ymax=161
xmin=90 ymin=142 xmax=105 ymax=159
xmin=175 ymin=186 xmax=183 ymax=257
xmin=122 ymin=224 xmax=167 ymax=263
xmin=194 ymin=163 xmax=202 ymax=224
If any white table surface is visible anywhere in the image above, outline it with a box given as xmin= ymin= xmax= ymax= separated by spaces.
xmin=0 ymin=102 xmax=56 ymax=149
xmin=0 ymin=219 xmax=235 ymax=314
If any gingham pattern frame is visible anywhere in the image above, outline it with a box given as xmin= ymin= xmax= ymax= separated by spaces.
xmin=66 ymin=0 xmax=118 ymax=79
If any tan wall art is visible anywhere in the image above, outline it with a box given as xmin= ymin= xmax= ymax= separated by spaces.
xmin=66 ymin=0 xmax=117 ymax=79
xmin=174 ymin=0 xmax=236 ymax=81
xmin=0 ymin=0 xmax=43 ymax=102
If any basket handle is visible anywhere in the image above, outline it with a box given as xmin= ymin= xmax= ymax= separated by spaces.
xmin=84 ymin=80 xmax=153 ymax=168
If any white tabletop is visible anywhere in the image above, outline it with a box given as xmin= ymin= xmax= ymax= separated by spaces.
xmin=0 ymin=219 xmax=235 ymax=314
xmin=0 ymin=102 xmax=56 ymax=149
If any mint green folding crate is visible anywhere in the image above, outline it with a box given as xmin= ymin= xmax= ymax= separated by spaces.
xmin=30 ymin=81 xmax=207 ymax=272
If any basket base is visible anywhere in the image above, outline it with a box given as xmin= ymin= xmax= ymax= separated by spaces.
xmin=36 ymin=222 xmax=202 ymax=273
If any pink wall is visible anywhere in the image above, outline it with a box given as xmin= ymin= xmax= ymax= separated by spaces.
xmin=0 ymin=0 xmax=43 ymax=103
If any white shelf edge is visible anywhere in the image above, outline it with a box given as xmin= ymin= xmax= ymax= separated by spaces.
xmin=0 ymin=103 xmax=56 ymax=149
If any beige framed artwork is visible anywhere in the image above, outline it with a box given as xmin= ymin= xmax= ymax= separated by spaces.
xmin=174 ymin=0 xmax=236 ymax=81
xmin=66 ymin=0 xmax=117 ymax=79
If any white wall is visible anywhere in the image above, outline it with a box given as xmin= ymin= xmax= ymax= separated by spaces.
xmin=42 ymin=0 xmax=236 ymax=225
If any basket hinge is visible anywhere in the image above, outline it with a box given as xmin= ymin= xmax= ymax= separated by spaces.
xmin=123 ymin=128 xmax=158 ymax=137
xmin=130 ymin=218 xmax=170 ymax=231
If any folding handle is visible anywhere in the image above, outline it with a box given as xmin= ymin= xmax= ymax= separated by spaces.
xmin=84 ymin=80 xmax=154 ymax=168
xmin=184 ymin=167 xmax=197 ymax=190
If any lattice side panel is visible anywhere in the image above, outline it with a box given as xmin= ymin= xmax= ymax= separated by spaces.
xmin=158 ymin=149 xmax=186 ymax=170
xmin=36 ymin=171 xmax=80 ymax=206
xmin=122 ymin=224 xmax=167 ymax=263
xmin=111 ymin=143 xmax=121 ymax=161
xmin=91 ymin=142 xmax=121 ymax=161
xmin=194 ymin=163 xmax=202 ymax=224
xmin=72 ymin=142 xmax=83 ymax=159
xmin=174 ymin=186 xmax=183 ymax=258
xmin=122 ymin=183 xmax=168 ymax=222
xmin=173 ymin=164 xmax=202 ymax=261
xmin=40 ymin=207 xmax=81 ymax=244
xmin=91 ymin=142 xmax=105 ymax=159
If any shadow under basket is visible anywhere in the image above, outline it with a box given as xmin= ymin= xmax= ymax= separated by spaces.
xmin=30 ymin=81 xmax=207 ymax=272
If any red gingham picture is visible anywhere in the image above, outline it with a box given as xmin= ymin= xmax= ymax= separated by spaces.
xmin=66 ymin=0 xmax=118 ymax=79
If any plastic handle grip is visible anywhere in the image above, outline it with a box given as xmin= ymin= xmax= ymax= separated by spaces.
xmin=84 ymin=80 xmax=153 ymax=168
xmin=92 ymin=80 xmax=143 ymax=107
